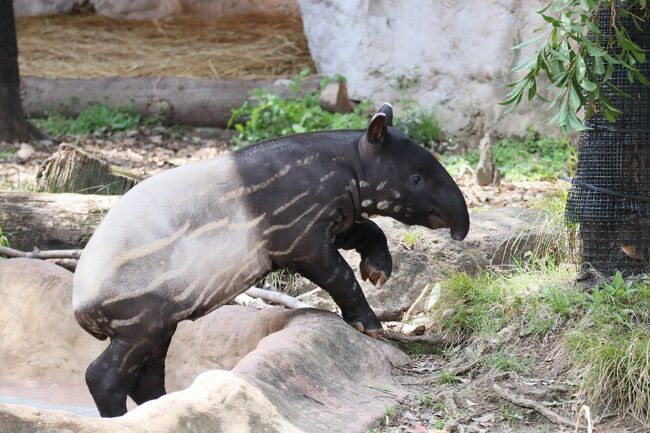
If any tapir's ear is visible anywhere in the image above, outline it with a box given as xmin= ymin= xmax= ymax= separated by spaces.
xmin=366 ymin=112 xmax=387 ymax=148
xmin=378 ymin=102 xmax=393 ymax=126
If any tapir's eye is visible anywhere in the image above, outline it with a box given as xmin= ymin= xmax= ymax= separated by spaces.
xmin=411 ymin=175 xmax=422 ymax=185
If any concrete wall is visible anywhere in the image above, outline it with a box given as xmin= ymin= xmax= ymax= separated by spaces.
xmin=13 ymin=0 xmax=300 ymax=19
xmin=298 ymin=0 xmax=554 ymax=144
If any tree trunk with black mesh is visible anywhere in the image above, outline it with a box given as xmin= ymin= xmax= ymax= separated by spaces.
xmin=0 ymin=0 xmax=29 ymax=142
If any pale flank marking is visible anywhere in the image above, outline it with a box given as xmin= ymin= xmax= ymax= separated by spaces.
xmin=220 ymin=154 xmax=318 ymax=203
xmin=272 ymin=190 xmax=310 ymax=215
xmin=393 ymin=205 xmax=403 ymax=213
xmin=220 ymin=164 xmax=291 ymax=202
xmin=172 ymin=281 xmax=199 ymax=302
xmin=361 ymin=212 xmax=369 ymax=218
xmin=392 ymin=189 xmax=401 ymax=199
xmin=101 ymin=266 xmax=189 ymax=305
xmin=377 ymin=200 xmax=391 ymax=210
xmin=119 ymin=344 xmax=141 ymax=372
xmin=361 ymin=199 xmax=373 ymax=207
xmin=188 ymin=217 xmax=230 ymax=239
xmin=110 ymin=311 xmax=145 ymax=328
xmin=114 ymin=221 xmax=190 ymax=269
xmin=229 ymin=213 xmax=266 ymax=230
xmin=264 ymin=204 xmax=318 ymax=236
xmin=320 ymin=171 xmax=336 ymax=182
xmin=376 ymin=181 xmax=387 ymax=191
xmin=359 ymin=180 xmax=371 ymax=188
xmin=172 ymin=288 xmax=209 ymax=321
xmin=270 ymin=196 xmax=345 ymax=256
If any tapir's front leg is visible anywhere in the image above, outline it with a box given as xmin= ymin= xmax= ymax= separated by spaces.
xmin=334 ymin=220 xmax=392 ymax=286
xmin=294 ymin=239 xmax=383 ymax=338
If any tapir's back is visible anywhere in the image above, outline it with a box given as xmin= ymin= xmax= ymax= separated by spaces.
xmin=73 ymin=154 xmax=272 ymax=320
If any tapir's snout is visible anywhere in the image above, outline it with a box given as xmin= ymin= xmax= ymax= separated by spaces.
xmin=429 ymin=181 xmax=470 ymax=241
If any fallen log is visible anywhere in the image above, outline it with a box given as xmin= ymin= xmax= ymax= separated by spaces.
xmin=21 ymin=76 xmax=351 ymax=127
xmin=0 ymin=191 xmax=117 ymax=250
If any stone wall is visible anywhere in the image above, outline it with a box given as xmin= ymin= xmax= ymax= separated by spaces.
xmin=298 ymin=0 xmax=553 ymax=144
xmin=13 ymin=0 xmax=300 ymax=19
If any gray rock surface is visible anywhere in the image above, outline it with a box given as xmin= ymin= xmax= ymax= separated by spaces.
xmin=0 ymin=258 xmax=407 ymax=433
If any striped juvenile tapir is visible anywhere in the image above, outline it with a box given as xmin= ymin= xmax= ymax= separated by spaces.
xmin=73 ymin=103 xmax=470 ymax=417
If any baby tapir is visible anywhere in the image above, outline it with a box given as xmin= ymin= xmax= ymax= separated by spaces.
xmin=73 ymin=103 xmax=470 ymax=417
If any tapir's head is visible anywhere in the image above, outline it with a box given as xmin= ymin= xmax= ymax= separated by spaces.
xmin=357 ymin=103 xmax=470 ymax=240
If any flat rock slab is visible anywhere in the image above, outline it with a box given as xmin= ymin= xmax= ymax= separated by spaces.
xmin=0 ymin=258 xmax=407 ymax=433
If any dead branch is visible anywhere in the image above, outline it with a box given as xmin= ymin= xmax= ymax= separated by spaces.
xmin=493 ymin=384 xmax=587 ymax=429
xmin=0 ymin=245 xmax=81 ymax=260
xmin=244 ymin=286 xmax=311 ymax=309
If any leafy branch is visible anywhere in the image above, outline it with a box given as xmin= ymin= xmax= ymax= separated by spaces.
xmin=502 ymin=0 xmax=649 ymax=132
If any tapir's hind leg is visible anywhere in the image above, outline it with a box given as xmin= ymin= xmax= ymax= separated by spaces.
xmin=129 ymin=327 xmax=176 ymax=405
xmin=85 ymin=327 xmax=171 ymax=417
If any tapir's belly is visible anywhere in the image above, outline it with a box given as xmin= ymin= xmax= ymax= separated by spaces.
xmin=73 ymin=156 xmax=272 ymax=320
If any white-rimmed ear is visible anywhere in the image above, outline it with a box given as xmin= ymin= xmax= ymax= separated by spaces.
xmin=366 ymin=112 xmax=387 ymax=148
xmin=378 ymin=102 xmax=393 ymax=126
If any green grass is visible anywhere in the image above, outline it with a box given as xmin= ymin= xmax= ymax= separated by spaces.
xmin=0 ymin=226 xmax=9 ymax=248
xmin=566 ymin=274 xmax=650 ymax=425
xmin=438 ymin=371 xmax=461 ymax=384
xmin=429 ymin=267 xmax=649 ymax=425
xmin=395 ymin=108 xmax=442 ymax=150
xmin=487 ymin=353 xmax=532 ymax=374
xmin=228 ymin=68 xmax=372 ymax=147
xmin=30 ymin=103 xmax=161 ymax=137
xmin=441 ymin=128 xmax=574 ymax=181
xmin=402 ymin=230 xmax=420 ymax=249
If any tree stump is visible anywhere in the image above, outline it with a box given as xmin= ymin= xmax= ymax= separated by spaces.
xmin=36 ymin=144 xmax=140 ymax=194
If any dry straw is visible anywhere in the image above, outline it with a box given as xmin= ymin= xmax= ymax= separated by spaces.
xmin=16 ymin=13 xmax=314 ymax=80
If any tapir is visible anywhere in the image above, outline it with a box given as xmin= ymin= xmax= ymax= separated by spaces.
xmin=73 ymin=103 xmax=470 ymax=417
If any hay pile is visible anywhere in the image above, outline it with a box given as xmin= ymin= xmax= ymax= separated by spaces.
xmin=16 ymin=14 xmax=314 ymax=79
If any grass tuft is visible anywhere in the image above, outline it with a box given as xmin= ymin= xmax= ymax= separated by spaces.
xmin=441 ymin=128 xmax=574 ymax=181
xmin=566 ymin=275 xmax=650 ymax=425
xmin=31 ymin=103 xmax=160 ymax=137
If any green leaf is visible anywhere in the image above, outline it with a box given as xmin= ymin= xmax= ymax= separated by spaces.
xmin=511 ymin=32 xmax=547 ymax=50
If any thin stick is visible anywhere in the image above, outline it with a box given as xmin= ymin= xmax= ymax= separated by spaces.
xmin=493 ymin=384 xmax=587 ymax=429
xmin=244 ymin=286 xmax=311 ymax=309
xmin=0 ymin=246 xmax=81 ymax=260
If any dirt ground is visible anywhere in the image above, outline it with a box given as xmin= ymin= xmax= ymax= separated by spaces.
xmin=1 ymin=129 xmax=644 ymax=433
xmin=0 ymin=127 xmax=558 ymax=209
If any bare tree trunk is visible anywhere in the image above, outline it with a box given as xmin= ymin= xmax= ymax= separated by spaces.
xmin=0 ymin=0 xmax=29 ymax=142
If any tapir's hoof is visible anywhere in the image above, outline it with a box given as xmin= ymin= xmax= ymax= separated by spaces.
xmin=360 ymin=261 xmax=388 ymax=286
xmin=348 ymin=321 xmax=384 ymax=339
xmin=365 ymin=327 xmax=384 ymax=339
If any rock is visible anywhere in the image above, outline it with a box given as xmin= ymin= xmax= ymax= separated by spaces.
xmin=15 ymin=143 xmax=35 ymax=162
xmin=298 ymin=207 xmax=548 ymax=317
xmin=475 ymin=131 xmax=500 ymax=186
xmin=298 ymin=0 xmax=554 ymax=142
xmin=0 ymin=258 xmax=407 ymax=433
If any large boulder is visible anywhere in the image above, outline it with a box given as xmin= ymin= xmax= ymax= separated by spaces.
xmin=297 ymin=0 xmax=552 ymax=142
xmin=0 ymin=258 xmax=407 ymax=433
